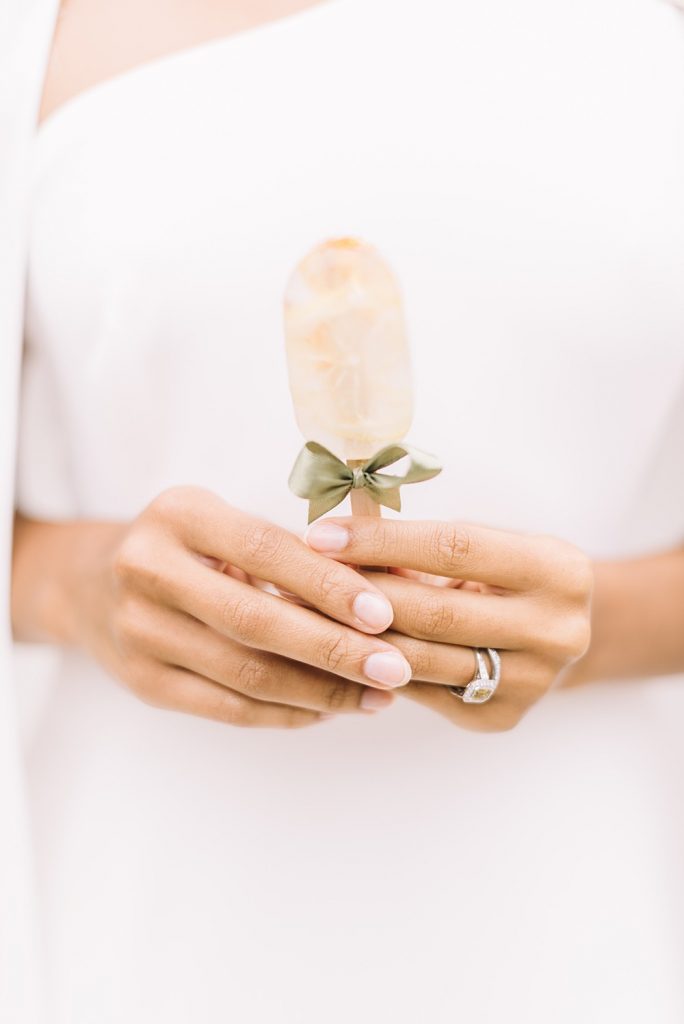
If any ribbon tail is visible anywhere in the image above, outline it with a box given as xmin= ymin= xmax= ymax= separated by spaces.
xmin=367 ymin=484 xmax=401 ymax=513
xmin=306 ymin=485 xmax=352 ymax=524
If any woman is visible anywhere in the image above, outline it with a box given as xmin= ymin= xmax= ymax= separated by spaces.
xmin=3 ymin=0 xmax=684 ymax=1020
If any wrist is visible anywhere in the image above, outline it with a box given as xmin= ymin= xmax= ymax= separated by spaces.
xmin=561 ymin=550 xmax=684 ymax=686
xmin=12 ymin=516 xmax=125 ymax=647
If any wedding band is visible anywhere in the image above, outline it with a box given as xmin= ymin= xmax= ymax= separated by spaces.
xmin=449 ymin=647 xmax=501 ymax=704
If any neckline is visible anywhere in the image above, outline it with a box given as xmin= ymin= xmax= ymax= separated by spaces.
xmin=34 ymin=0 xmax=337 ymax=148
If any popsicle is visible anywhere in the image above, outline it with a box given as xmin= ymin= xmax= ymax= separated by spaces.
xmin=284 ymin=238 xmax=414 ymax=517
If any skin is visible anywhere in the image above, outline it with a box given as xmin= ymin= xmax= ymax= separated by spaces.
xmin=17 ymin=0 xmax=684 ymax=732
xmin=12 ymin=492 xmax=415 ymax=727
xmin=13 ymin=494 xmax=594 ymax=732
xmin=38 ymin=0 xmax=326 ymax=125
xmin=305 ymin=517 xmax=593 ymax=732
xmin=13 ymin=500 xmax=684 ymax=733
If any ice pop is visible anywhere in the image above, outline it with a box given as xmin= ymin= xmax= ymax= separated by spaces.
xmin=284 ymin=238 xmax=414 ymax=515
xmin=285 ymin=237 xmax=440 ymax=521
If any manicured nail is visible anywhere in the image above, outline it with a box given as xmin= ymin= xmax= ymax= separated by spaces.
xmin=353 ymin=592 xmax=393 ymax=630
xmin=360 ymin=688 xmax=395 ymax=711
xmin=363 ymin=652 xmax=412 ymax=688
xmin=305 ymin=522 xmax=349 ymax=552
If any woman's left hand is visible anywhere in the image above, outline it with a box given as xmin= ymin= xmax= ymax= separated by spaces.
xmin=305 ymin=516 xmax=593 ymax=731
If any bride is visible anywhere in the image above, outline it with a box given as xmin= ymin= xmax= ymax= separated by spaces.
xmin=3 ymin=1 xmax=684 ymax=1021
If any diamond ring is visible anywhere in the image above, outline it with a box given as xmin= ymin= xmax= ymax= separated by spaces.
xmin=448 ymin=648 xmax=501 ymax=704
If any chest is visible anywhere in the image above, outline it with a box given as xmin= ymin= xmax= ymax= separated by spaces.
xmin=23 ymin=0 xmax=684 ymax=551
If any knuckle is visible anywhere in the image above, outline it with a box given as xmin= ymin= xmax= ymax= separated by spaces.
xmin=429 ymin=523 xmax=473 ymax=571
xmin=323 ymin=678 xmax=352 ymax=711
xmin=129 ymin=667 xmax=167 ymax=709
xmin=111 ymin=533 xmax=144 ymax=587
xmin=319 ymin=631 xmax=352 ymax=672
xmin=563 ymin=550 xmax=594 ymax=602
xmin=111 ymin=530 xmax=164 ymax=595
xmin=415 ymin=592 xmax=456 ymax=639
xmin=392 ymin=636 xmax=425 ymax=677
xmin=311 ymin=563 xmax=343 ymax=608
xmin=145 ymin=486 xmax=201 ymax=523
xmin=241 ymin=521 xmax=286 ymax=570
xmin=113 ymin=597 xmax=149 ymax=655
xmin=537 ymin=536 xmax=593 ymax=601
xmin=283 ymin=709 xmax=313 ymax=730
xmin=220 ymin=594 xmax=264 ymax=644
xmin=367 ymin=524 xmax=392 ymax=562
xmin=568 ymin=616 xmax=592 ymax=661
xmin=561 ymin=616 xmax=592 ymax=662
xmin=545 ymin=614 xmax=592 ymax=663
xmin=531 ymin=532 xmax=564 ymax=559
xmin=209 ymin=690 xmax=255 ymax=728
xmin=235 ymin=656 xmax=271 ymax=699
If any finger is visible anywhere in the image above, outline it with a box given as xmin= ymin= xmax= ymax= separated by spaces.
xmin=305 ymin=516 xmax=557 ymax=590
xmin=362 ymin=572 xmax=538 ymax=650
xmin=399 ymin=680 xmax=525 ymax=733
xmin=382 ymin=626 xmax=548 ymax=716
xmin=141 ymin=607 xmax=394 ymax=714
xmin=161 ymin=555 xmax=413 ymax=689
xmin=383 ymin=631 xmax=536 ymax=689
xmin=396 ymin=650 xmax=547 ymax=733
xmin=158 ymin=490 xmax=395 ymax=634
xmin=389 ymin=566 xmax=459 ymax=587
xmin=135 ymin=664 xmax=322 ymax=729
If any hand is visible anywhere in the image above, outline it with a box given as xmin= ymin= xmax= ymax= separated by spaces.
xmin=30 ymin=489 xmax=415 ymax=729
xmin=305 ymin=516 xmax=593 ymax=731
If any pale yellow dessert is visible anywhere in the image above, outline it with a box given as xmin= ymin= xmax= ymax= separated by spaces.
xmin=284 ymin=238 xmax=413 ymax=461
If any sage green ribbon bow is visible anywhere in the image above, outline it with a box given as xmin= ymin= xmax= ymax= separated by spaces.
xmin=289 ymin=441 xmax=442 ymax=524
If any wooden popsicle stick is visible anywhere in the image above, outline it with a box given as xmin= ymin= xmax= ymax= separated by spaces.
xmin=347 ymin=459 xmax=385 ymax=571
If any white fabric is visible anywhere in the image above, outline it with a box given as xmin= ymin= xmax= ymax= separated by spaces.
xmin=9 ymin=0 xmax=684 ymax=1020
xmin=0 ymin=2 xmax=60 ymax=1021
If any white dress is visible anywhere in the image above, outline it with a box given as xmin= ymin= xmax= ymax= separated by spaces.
xmin=14 ymin=1 xmax=684 ymax=1020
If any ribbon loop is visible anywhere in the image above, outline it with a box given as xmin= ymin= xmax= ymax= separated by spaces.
xmin=288 ymin=441 xmax=442 ymax=524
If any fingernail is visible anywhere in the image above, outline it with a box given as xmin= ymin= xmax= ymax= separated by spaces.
xmin=360 ymin=688 xmax=395 ymax=711
xmin=305 ymin=522 xmax=350 ymax=552
xmin=363 ymin=652 xmax=412 ymax=688
xmin=353 ymin=592 xmax=393 ymax=630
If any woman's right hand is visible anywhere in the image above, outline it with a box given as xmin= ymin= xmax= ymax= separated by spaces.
xmin=21 ymin=487 xmax=413 ymax=728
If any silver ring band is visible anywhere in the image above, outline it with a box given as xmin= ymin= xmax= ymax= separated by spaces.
xmin=449 ymin=647 xmax=501 ymax=704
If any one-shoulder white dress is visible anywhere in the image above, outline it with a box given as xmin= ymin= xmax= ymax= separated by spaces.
xmin=15 ymin=1 xmax=684 ymax=1020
